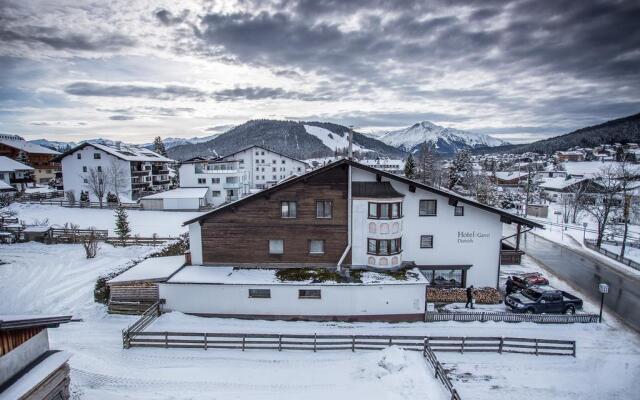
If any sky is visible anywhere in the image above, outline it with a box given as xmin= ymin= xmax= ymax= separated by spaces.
xmin=0 ymin=0 xmax=639 ymax=145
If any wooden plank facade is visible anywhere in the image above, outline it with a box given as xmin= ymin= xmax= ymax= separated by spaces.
xmin=199 ymin=165 xmax=349 ymax=266
xmin=0 ymin=327 xmax=43 ymax=357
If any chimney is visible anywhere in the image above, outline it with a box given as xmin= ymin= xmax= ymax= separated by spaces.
xmin=116 ymin=141 xmax=121 ymax=150
xmin=348 ymin=125 xmax=353 ymax=160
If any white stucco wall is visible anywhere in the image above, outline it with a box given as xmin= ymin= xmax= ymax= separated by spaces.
xmin=178 ymin=163 xmax=248 ymax=207
xmin=351 ymin=167 xmax=502 ymax=288
xmin=163 ymin=197 xmax=201 ymax=210
xmin=160 ymin=282 xmax=426 ymax=317
xmin=223 ymin=147 xmax=307 ymax=189
xmin=61 ymin=145 xmax=132 ymax=201
xmin=188 ymin=222 xmax=203 ymax=265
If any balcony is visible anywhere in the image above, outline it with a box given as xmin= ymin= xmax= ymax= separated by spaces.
xmin=152 ymin=179 xmax=171 ymax=185
xmin=152 ymin=167 xmax=170 ymax=175
xmin=132 ymin=181 xmax=150 ymax=189
xmin=223 ymin=182 xmax=241 ymax=189
xmin=131 ymin=170 xmax=149 ymax=176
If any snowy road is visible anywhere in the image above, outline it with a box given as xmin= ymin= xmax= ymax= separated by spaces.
xmin=519 ymin=232 xmax=640 ymax=333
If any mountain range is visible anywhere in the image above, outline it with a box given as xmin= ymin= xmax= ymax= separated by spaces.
xmin=378 ymin=121 xmax=507 ymax=153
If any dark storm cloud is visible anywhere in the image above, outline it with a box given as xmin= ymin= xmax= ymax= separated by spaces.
xmin=154 ymin=8 xmax=190 ymax=26
xmin=0 ymin=26 xmax=134 ymax=51
xmin=65 ymin=82 xmax=207 ymax=100
xmin=97 ymin=106 xmax=196 ymax=116
xmin=109 ymin=115 xmax=135 ymax=121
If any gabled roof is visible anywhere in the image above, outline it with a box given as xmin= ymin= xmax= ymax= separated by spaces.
xmin=220 ymin=144 xmax=309 ymax=166
xmin=0 ymin=138 xmax=60 ymax=155
xmin=53 ymin=142 xmax=173 ymax=163
xmin=0 ymin=156 xmax=34 ymax=172
xmin=183 ymin=159 xmax=543 ymax=228
xmin=0 ymin=315 xmax=73 ymax=331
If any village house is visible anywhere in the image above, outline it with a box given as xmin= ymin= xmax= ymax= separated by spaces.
xmin=55 ymin=142 xmax=173 ymax=201
xmin=178 ymin=145 xmax=309 ymax=208
xmin=158 ymin=159 xmax=541 ymax=321
xmin=0 ymin=134 xmax=60 ymax=186
xmin=0 ymin=156 xmax=33 ymax=192
xmin=555 ymin=150 xmax=585 ymax=162
xmin=0 ymin=315 xmax=72 ymax=399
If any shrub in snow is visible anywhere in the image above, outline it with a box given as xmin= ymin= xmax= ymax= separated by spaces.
xmin=82 ymin=228 xmax=100 ymax=259
xmin=377 ymin=346 xmax=408 ymax=373
xmin=65 ymin=190 xmax=76 ymax=206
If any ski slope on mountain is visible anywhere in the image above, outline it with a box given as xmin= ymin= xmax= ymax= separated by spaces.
xmin=380 ymin=121 xmax=506 ymax=153
xmin=304 ymin=125 xmax=366 ymax=152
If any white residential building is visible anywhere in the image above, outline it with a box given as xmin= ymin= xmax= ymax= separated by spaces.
xmin=0 ymin=156 xmax=34 ymax=191
xmin=358 ymin=158 xmax=405 ymax=175
xmin=57 ymin=142 xmax=173 ymax=202
xmin=178 ymin=145 xmax=308 ymax=208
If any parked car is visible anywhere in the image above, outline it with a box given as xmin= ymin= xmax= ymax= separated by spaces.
xmin=511 ymin=273 xmax=549 ymax=290
xmin=505 ymin=286 xmax=583 ymax=314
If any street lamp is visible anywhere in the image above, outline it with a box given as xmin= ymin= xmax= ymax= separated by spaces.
xmin=598 ymin=283 xmax=609 ymax=323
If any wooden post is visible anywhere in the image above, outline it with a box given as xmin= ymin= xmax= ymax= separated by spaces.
xmin=498 ymin=337 xmax=503 ymax=354
xmin=388 ymin=338 xmax=392 ymax=347
xmin=278 ymin=335 xmax=282 ymax=351
xmin=534 ymin=339 xmax=538 ymax=356
xmin=352 ymin=336 xmax=355 ymax=352
xmin=313 ymin=333 xmax=317 ymax=352
xmin=204 ymin=333 xmax=207 ymax=350
xmin=461 ymin=337 xmax=465 ymax=354
xmin=515 ymin=223 xmax=521 ymax=251
xmin=242 ymin=336 xmax=246 ymax=351
xmin=164 ymin=332 xmax=168 ymax=348
xmin=572 ymin=341 xmax=576 ymax=357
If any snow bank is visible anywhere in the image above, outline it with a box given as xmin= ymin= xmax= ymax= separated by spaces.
xmin=3 ymin=203 xmax=203 ymax=236
xmin=377 ymin=346 xmax=407 ymax=373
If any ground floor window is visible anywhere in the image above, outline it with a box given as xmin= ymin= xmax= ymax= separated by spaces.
xmin=309 ymin=240 xmax=325 ymax=255
xmin=269 ymin=239 xmax=284 ymax=254
xmin=299 ymin=289 xmax=321 ymax=299
xmin=248 ymin=289 xmax=271 ymax=298
xmin=421 ymin=267 xmax=468 ymax=288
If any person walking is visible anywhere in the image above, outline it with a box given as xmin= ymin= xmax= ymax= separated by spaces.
xmin=506 ymin=276 xmax=514 ymax=295
xmin=465 ymin=285 xmax=474 ymax=309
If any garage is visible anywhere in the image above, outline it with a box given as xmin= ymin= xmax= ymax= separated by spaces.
xmin=140 ymin=187 xmax=208 ymax=210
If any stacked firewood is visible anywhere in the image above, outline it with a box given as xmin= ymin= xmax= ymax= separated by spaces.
xmin=427 ymin=287 xmax=502 ymax=304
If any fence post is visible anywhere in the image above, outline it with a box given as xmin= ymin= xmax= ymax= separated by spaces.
xmin=423 ymin=338 xmax=427 ymax=357
xmin=242 ymin=335 xmax=246 ymax=351
xmin=461 ymin=337 xmax=465 ymax=354
xmin=572 ymin=341 xmax=576 ymax=357
xmin=498 ymin=337 xmax=503 ymax=354
xmin=388 ymin=338 xmax=392 ymax=347
xmin=313 ymin=333 xmax=317 ymax=352
xmin=534 ymin=339 xmax=538 ymax=356
xmin=279 ymin=335 xmax=282 ymax=351
xmin=164 ymin=331 xmax=168 ymax=348
xmin=352 ymin=335 xmax=355 ymax=352
xmin=204 ymin=333 xmax=207 ymax=350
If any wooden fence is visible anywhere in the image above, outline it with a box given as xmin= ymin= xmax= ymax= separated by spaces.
xmin=584 ymin=239 xmax=640 ymax=271
xmin=121 ymin=301 xmax=161 ymax=348
xmin=425 ymin=312 xmax=600 ymax=324
xmin=423 ymin=343 xmax=461 ymax=400
xmin=16 ymin=199 xmax=142 ymax=209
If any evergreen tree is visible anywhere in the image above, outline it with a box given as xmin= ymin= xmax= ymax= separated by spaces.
xmin=404 ymin=153 xmax=416 ymax=178
xmin=153 ymin=136 xmax=167 ymax=157
xmin=16 ymin=150 xmax=29 ymax=166
xmin=447 ymin=149 xmax=472 ymax=189
xmin=114 ymin=205 xmax=131 ymax=246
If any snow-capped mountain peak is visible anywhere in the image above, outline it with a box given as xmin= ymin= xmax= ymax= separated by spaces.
xmin=379 ymin=121 xmax=507 ymax=154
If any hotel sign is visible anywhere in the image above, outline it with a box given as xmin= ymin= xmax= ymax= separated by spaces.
xmin=457 ymin=231 xmax=490 ymax=244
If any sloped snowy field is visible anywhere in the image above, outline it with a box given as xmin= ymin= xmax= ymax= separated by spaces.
xmin=3 ymin=203 xmax=203 ymax=236
xmin=1 ymin=243 xmax=639 ymax=399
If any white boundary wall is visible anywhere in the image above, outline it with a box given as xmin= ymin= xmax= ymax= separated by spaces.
xmin=188 ymin=222 xmax=203 ymax=265
xmin=160 ymin=282 xmax=426 ymax=317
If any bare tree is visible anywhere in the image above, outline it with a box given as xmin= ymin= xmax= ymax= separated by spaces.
xmin=584 ymin=164 xmax=621 ymax=248
xmin=616 ymin=161 xmax=636 ymax=258
xmin=567 ymin=181 xmax=588 ymax=223
xmin=107 ymin=158 xmax=128 ymax=203
xmin=82 ymin=227 xmax=100 ymax=258
xmin=65 ymin=190 xmax=76 ymax=206
xmin=82 ymin=167 xmax=108 ymax=207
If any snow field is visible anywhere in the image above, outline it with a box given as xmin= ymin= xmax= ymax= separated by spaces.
xmin=2 ymin=203 xmax=203 ymax=236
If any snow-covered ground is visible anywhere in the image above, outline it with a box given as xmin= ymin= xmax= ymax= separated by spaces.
xmin=1 ymin=243 xmax=639 ymax=399
xmin=2 ymin=203 xmax=203 ymax=236
xmin=602 ymin=243 xmax=640 ymax=263
xmin=304 ymin=125 xmax=366 ymax=152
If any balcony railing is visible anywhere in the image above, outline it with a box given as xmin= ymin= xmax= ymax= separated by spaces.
xmin=152 ymin=179 xmax=171 ymax=185
xmin=131 ymin=170 xmax=149 ymax=176
xmin=152 ymin=168 xmax=170 ymax=175
xmin=223 ymin=182 xmax=241 ymax=189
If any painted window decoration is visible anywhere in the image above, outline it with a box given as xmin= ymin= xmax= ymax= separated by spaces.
xmin=380 ymin=223 xmax=389 ymax=234
xmin=316 ymin=200 xmax=332 ymax=218
xmin=368 ymin=202 xmax=403 ymax=219
xmin=391 ymin=256 xmax=399 ymax=265
xmin=269 ymin=239 xmax=284 ymax=254
xmin=309 ymin=240 xmax=325 ymax=255
xmin=420 ymin=235 xmax=434 ymax=248
xmin=281 ymin=201 xmax=297 ymax=218
xmin=378 ymin=257 xmax=389 ymax=266
xmin=299 ymin=289 xmax=321 ymax=299
xmin=391 ymin=222 xmax=400 ymax=233
xmin=367 ymin=238 xmax=402 ymax=255
xmin=419 ymin=199 xmax=437 ymax=216
xmin=368 ymin=256 xmax=376 ymax=266
xmin=368 ymin=222 xmax=377 ymax=234
xmin=248 ymin=289 xmax=271 ymax=298
xmin=454 ymin=206 xmax=464 ymax=216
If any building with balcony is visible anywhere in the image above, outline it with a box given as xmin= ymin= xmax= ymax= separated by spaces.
xmin=55 ymin=142 xmax=173 ymax=202
xmin=178 ymin=145 xmax=309 ymax=208
xmin=0 ymin=134 xmax=60 ymax=185
xmin=0 ymin=156 xmax=34 ymax=191
xmin=160 ymin=160 xmax=542 ymax=321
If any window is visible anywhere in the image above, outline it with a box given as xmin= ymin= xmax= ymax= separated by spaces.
xmin=97 ymin=166 xmax=102 ymax=172
xmin=299 ymin=289 xmax=321 ymax=299
xmin=297 ymin=167 xmax=301 ymax=172
xmin=419 ymin=200 xmax=437 ymax=216
xmin=367 ymin=238 xmax=402 ymax=255
xmin=272 ymin=167 xmax=276 ymax=172
xmin=368 ymin=202 xmax=402 ymax=219
xmin=211 ymin=191 xmax=221 ymax=197
xmin=281 ymin=201 xmax=297 ymax=218
xmin=83 ymin=178 xmax=88 ymax=183
xmin=226 ymin=177 xmax=238 ymax=184
xmin=261 ymin=151 xmax=265 ymax=155
xmin=427 ymin=269 xmax=464 ymax=288
xmin=316 ymin=201 xmax=332 ymax=218
xmin=272 ymin=160 xmax=276 ymax=164
xmin=77 ymin=153 xmax=82 ymax=159
xmin=198 ymin=178 xmax=206 ymax=184
xmin=282 ymin=160 xmax=286 ymax=164
xmin=309 ymin=240 xmax=324 ymax=254
xmin=211 ymin=178 xmax=220 ymax=184
xmin=256 ymin=167 xmax=260 ymax=171
xmin=454 ymin=206 xmax=464 ymax=216
xmin=420 ymin=235 xmax=434 ymax=248
xmin=82 ymin=166 xmax=87 ymax=173
xmin=93 ymin=153 xmax=101 ymax=159
xmin=255 ymin=151 xmax=259 ymax=155
xmin=249 ymin=289 xmax=271 ymax=298
xmin=269 ymin=239 xmax=284 ymax=254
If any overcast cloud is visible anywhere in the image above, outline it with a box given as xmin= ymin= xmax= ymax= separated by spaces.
xmin=0 ymin=0 xmax=638 ymax=143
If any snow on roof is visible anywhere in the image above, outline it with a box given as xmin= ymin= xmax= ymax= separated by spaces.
xmin=562 ymin=161 xmax=621 ymax=177
xmin=0 ymin=137 xmax=60 ymax=155
xmin=0 ymin=180 xmax=14 ymax=190
xmin=494 ymin=171 xmax=527 ymax=180
xmin=89 ymin=142 xmax=173 ymax=162
xmin=166 ymin=266 xmax=428 ymax=286
xmin=0 ymin=351 xmax=70 ymax=399
xmin=140 ymin=187 xmax=208 ymax=200
xmin=538 ymin=177 xmax=587 ymax=190
xmin=107 ymin=256 xmax=185 ymax=284
xmin=0 ymin=156 xmax=34 ymax=172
